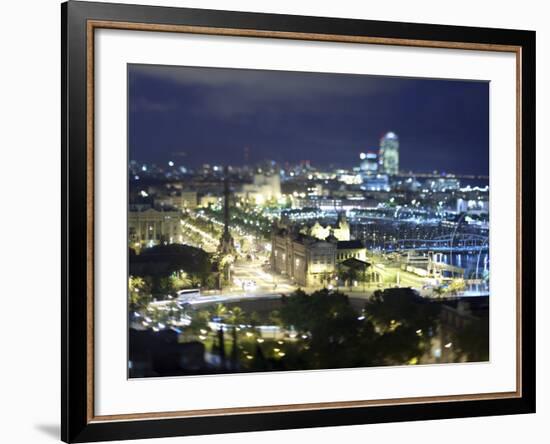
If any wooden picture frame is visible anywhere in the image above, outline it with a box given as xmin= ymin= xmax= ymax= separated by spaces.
xmin=62 ymin=1 xmax=536 ymax=442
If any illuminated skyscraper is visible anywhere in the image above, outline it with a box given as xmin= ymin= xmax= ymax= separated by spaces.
xmin=359 ymin=151 xmax=378 ymax=173
xmin=378 ymin=132 xmax=399 ymax=175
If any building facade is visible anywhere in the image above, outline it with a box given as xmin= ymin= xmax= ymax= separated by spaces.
xmin=239 ymin=173 xmax=282 ymax=205
xmin=271 ymin=224 xmax=368 ymax=287
xmin=199 ymin=194 xmax=221 ymax=208
xmin=336 ymin=240 xmax=368 ymax=262
xmin=271 ymin=227 xmax=337 ymax=287
xmin=362 ymin=174 xmax=390 ymax=192
xmin=360 ymin=151 xmax=378 ymax=173
xmin=155 ymin=190 xmax=198 ymax=211
xmin=128 ymin=208 xmax=183 ymax=248
xmin=379 ymin=132 xmax=399 ymax=175
xmin=309 ymin=213 xmax=351 ymax=241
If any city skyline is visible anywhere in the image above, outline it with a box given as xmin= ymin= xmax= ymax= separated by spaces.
xmin=129 ymin=64 xmax=489 ymax=175
xmin=127 ymin=62 xmax=490 ymax=378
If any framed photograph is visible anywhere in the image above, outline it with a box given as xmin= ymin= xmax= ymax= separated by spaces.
xmin=62 ymin=1 xmax=536 ymax=442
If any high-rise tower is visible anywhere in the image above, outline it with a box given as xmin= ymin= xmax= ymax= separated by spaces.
xmin=359 ymin=151 xmax=378 ymax=173
xmin=379 ymin=132 xmax=399 ymax=175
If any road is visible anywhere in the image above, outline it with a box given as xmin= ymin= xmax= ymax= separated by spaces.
xmin=231 ymin=260 xmax=295 ymax=293
xmin=193 ymin=258 xmax=435 ymax=306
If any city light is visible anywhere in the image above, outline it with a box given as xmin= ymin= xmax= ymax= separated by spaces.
xmin=127 ymin=67 xmax=490 ymax=378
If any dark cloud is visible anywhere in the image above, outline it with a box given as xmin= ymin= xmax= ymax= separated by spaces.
xmin=129 ymin=64 xmax=489 ymax=175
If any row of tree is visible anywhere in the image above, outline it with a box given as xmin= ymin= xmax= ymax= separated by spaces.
xmin=181 ymin=288 xmax=487 ymax=371
xmin=129 ymin=244 xmax=220 ymax=301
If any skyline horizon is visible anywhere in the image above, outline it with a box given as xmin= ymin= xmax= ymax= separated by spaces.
xmin=129 ymin=64 xmax=489 ymax=176
xmin=128 ymin=153 xmax=490 ymax=178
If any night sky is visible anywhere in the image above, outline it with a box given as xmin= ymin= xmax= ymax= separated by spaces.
xmin=128 ymin=64 xmax=489 ymax=175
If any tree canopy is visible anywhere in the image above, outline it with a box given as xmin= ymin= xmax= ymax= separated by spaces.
xmin=275 ymin=288 xmax=440 ymax=369
xmin=129 ymin=244 xmax=215 ymax=294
